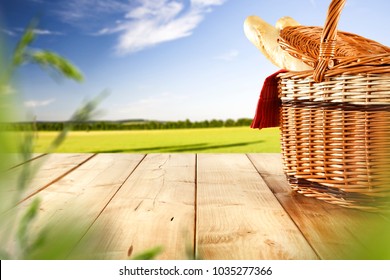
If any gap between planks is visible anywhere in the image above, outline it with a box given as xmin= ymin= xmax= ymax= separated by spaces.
xmin=5 ymin=153 xmax=147 ymax=259
xmin=193 ymin=154 xmax=198 ymax=260
xmin=6 ymin=153 xmax=318 ymax=260
xmin=247 ymin=153 xmax=390 ymax=260
xmin=196 ymin=154 xmax=318 ymax=260
xmin=2 ymin=153 xmax=98 ymax=210
xmin=18 ymin=153 xmax=98 ymax=204
xmin=6 ymin=153 xmax=47 ymax=171
xmin=245 ymin=153 xmax=320 ymax=258
xmin=76 ymin=154 xmax=147 ymax=248
xmin=6 ymin=153 xmax=385 ymax=260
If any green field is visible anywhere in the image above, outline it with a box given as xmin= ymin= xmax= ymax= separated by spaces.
xmin=32 ymin=127 xmax=281 ymax=153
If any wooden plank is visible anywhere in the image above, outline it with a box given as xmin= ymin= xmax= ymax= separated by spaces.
xmin=3 ymin=153 xmax=46 ymax=171
xmin=3 ymin=153 xmax=95 ymax=205
xmin=248 ymin=153 xmax=389 ymax=259
xmin=3 ymin=153 xmax=145 ymax=259
xmin=196 ymin=154 xmax=318 ymax=260
xmin=77 ymin=154 xmax=196 ymax=260
xmin=245 ymin=153 xmax=286 ymax=195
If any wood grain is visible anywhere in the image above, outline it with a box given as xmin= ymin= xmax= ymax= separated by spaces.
xmin=3 ymin=153 xmax=95 ymax=205
xmin=196 ymin=154 xmax=318 ymax=260
xmin=77 ymin=154 xmax=196 ymax=260
xmin=3 ymin=153 xmax=387 ymax=260
xmin=4 ymin=154 xmax=145 ymax=259
xmin=4 ymin=153 xmax=46 ymax=171
xmin=248 ymin=153 xmax=389 ymax=259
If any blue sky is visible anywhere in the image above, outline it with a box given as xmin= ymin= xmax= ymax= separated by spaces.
xmin=1 ymin=0 xmax=390 ymax=121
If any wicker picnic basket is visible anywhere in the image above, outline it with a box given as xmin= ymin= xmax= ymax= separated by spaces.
xmin=277 ymin=0 xmax=390 ymax=210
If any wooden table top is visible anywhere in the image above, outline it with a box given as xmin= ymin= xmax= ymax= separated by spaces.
xmin=3 ymin=153 xmax=388 ymax=260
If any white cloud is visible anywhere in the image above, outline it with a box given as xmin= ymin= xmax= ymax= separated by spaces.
xmin=57 ymin=0 xmax=131 ymax=23
xmin=7 ymin=27 xmax=64 ymax=36
xmin=90 ymin=0 xmax=226 ymax=54
xmin=115 ymin=11 xmax=202 ymax=53
xmin=56 ymin=0 xmax=226 ymax=53
xmin=191 ymin=0 xmax=226 ymax=8
xmin=214 ymin=49 xmax=239 ymax=61
xmin=125 ymin=0 xmax=183 ymax=21
xmin=1 ymin=28 xmax=17 ymax=37
xmin=24 ymin=99 xmax=56 ymax=108
xmin=33 ymin=28 xmax=64 ymax=36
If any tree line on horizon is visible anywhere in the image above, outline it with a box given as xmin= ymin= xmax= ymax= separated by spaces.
xmin=2 ymin=118 xmax=253 ymax=131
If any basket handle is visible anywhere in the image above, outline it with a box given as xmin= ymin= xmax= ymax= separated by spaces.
xmin=313 ymin=0 xmax=347 ymax=82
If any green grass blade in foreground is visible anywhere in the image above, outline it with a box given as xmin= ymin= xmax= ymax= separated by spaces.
xmin=30 ymin=50 xmax=83 ymax=82
xmin=0 ymin=21 xmax=109 ymax=259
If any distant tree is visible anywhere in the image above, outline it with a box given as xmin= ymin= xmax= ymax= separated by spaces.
xmin=210 ymin=119 xmax=224 ymax=128
xmin=236 ymin=118 xmax=252 ymax=127
xmin=148 ymin=121 xmax=159 ymax=130
xmin=185 ymin=119 xmax=192 ymax=128
xmin=224 ymin=119 xmax=235 ymax=127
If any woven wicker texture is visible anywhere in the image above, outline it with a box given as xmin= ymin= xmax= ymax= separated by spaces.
xmin=278 ymin=0 xmax=390 ymax=82
xmin=278 ymin=0 xmax=390 ymax=211
xmin=279 ymin=26 xmax=390 ymax=68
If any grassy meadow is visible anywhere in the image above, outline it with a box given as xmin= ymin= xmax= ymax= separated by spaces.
xmin=31 ymin=127 xmax=281 ymax=153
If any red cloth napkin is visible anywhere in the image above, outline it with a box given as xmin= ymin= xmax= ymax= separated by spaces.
xmin=251 ymin=69 xmax=287 ymax=129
